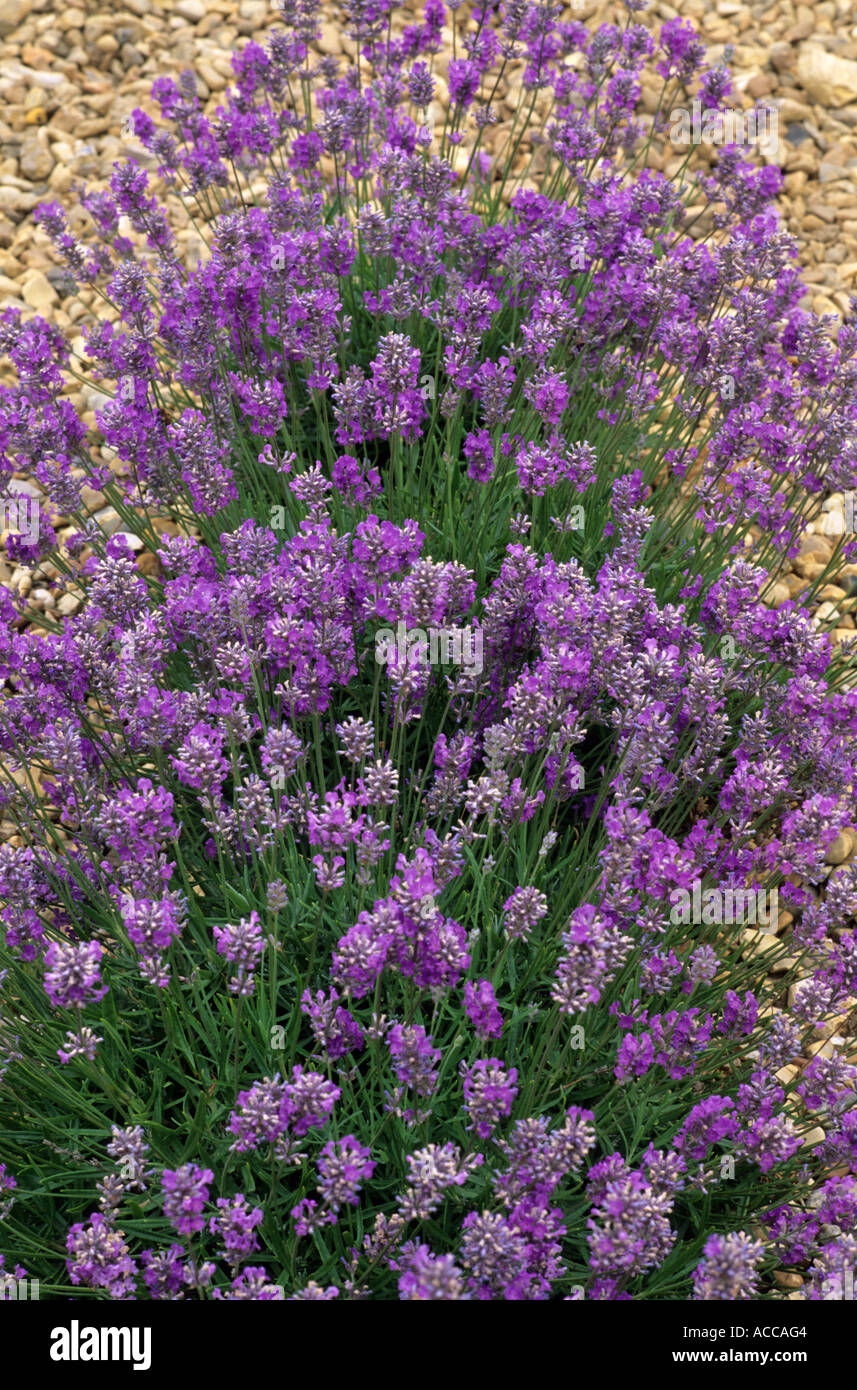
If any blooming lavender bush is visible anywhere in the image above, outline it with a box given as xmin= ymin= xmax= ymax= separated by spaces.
xmin=1 ymin=0 xmax=857 ymax=1301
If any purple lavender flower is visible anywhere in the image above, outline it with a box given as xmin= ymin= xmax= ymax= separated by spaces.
xmin=227 ymin=1075 xmax=289 ymax=1153
xmin=162 ymin=1164 xmax=214 ymax=1237
xmin=283 ymin=1067 xmax=341 ymax=1137
xmin=43 ymin=940 xmax=107 ymax=1009
xmin=399 ymin=1245 xmax=467 ymax=1300
xmin=213 ymin=911 xmax=264 ymax=996
xmin=228 ymin=372 xmax=287 ymax=438
xmin=387 ymin=1022 xmax=441 ymax=1097
xmin=800 ymin=1236 xmax=857 ymax=1301
xmin=266 ymin=879 xmax=289 ymax=912
xmin=502 ymin=885 xmax=548 ymax=941
xmin=107 ymin=1124 xmax=149 ymax=1190
xmin=463 ymin=979 xmax=503 ymax=1040
xmin=96 ymin=778 xmax=178 ymax=861
xmin=291 ymin=1197 xmax=336 ymax=1237
xmin=209 ymin=1194 xmax=264 ymax=1262
xmin=674 ymin=1097 xmax=738 ymax=1163
xmin=288 ymin=1281 xmax=340 ymax=1300
xmin=553 ymin=905 xmax=632 ymax=1016
xmin=494 ymin=1108 xmax=597 ymax=1206
xmin=797 ymin=1054 xmax=857 ymax=1112
xmin=141 ymin=1244 xmax=187 ymax=1300
xmin=57 ymin=1027 xmax=103 ymax=1065
xmin=587 ymin=1169 xmax=676 ymax=1279
xmin=462 ymin=1059 xmax=518 ymax=1139
xmin=0 ymin=1164 xmax=16 ymax=1220
xmin=641 ymin=949 xmax=683 ymax=994
xmin=66 ymin=1213 xmax=138 ymax=1298
xmin=719 ymin=989 xmax=758 ymax=1037
xmin=686 ymin=945 xmax=719 ymax=988
xmin=120 ymin=894 xmax=185 ymax=986
xmin=692 ymin=1232 xmax=765 ymax=1300
xmin=397 ymin=1144 xmax=483 ymax=1221
xmin=738 ymin=1114 xmax=802 ymax=1174
xmin=461 ymin=1199 xmax=566 ymax=1299
xmin=213 ymin=1266 xmax=284 ymax=1300
xmin=316 ymin=1136 xmax=375 ymax=1211
xmin=818 ymin=1111 xmax=857 ymax=1172
xmin=301 ymin=987 xmax=364 ymax=1061
xmin=657 ymin=17 xmax=706 ymax=81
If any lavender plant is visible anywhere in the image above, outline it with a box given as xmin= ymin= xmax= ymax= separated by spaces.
xmin=0 ymin=0 xmax=856 ymax=1301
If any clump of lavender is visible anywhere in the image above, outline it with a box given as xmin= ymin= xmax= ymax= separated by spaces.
xmin=0 ymin=0 xmax=855 ymax=1303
